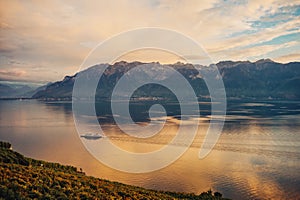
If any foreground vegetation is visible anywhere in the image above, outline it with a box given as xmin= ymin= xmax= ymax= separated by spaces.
xmin=0 ymin=141 xmax=229 ymax=199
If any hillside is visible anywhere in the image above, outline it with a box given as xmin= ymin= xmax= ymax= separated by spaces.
xmin=0 ymin=141 xmax=228 ymax=200
xmin=32 ymin=59 xmax=300 ymax=100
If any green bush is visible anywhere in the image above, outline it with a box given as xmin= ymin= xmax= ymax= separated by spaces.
xmin=0 ymin=141 xmax=11 ymax=149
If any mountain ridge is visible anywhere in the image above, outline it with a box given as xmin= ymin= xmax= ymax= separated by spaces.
xmin=32 ymin=59 xmax=300 ymax=100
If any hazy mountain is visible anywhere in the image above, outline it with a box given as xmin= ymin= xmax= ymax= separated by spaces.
xmin=0 ymin=83 xmax=34 ymax=98
xmin=0 ymin=84 xmax=15 ymax=97
xmin=21 ymin=83 xmax=52 ymax=98
xmin=32 ymin=60 xmax=300 ymax=100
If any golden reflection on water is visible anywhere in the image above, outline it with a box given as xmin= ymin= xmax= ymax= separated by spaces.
xmin=0 ymin=100 xmax=299 ymax=199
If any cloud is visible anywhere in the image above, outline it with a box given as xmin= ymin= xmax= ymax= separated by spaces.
xmin=213 ymin=41 xmax=299 ymax=61
xmin=274 ymin=53 xmax=300 ymax=63
xmin=0 ymin=0 xmax=299 ymax=82
xmin=0 ymin=69 xmax=26 ymax=79
xmin=114 ymin=48 xmax=184 ymax=64
xmin=206 ymin=14 xmax=300 ymax=53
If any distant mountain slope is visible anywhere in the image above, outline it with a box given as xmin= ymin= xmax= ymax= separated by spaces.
xmin=0 ymin=84 xmax=14 ymax=97
xmin=22 ymin=83 xmax=51 ymax=98
xmin=0 ymin=83 xmax=33 ymax=98
xmin=32 ymin=60 xmax=300 ymax=100
xmin=0 ymin=141 xmax=228 ymax=199
xmin=218 ymin=59 xmax=300 ymax=99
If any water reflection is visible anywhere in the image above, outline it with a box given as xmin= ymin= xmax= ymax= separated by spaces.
xmin=0 ymin=99 xmax=299 ymax=199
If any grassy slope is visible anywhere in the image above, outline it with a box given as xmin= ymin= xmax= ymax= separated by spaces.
xmin=0 ymin=141 xmax=228 ymax=200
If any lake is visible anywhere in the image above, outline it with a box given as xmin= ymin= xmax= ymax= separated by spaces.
xmin=0 ymin=99 xmax=299 ymax=199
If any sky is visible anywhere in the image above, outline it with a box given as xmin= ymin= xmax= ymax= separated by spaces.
xmin=0 ymin=0 xmax=300 ymax=83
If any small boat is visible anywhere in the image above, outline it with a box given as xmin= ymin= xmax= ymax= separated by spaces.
xmin=80 ymin=133 xmax=103 ymax=140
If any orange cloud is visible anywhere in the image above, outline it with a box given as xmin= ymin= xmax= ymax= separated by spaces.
xmin=0 ymin=69 xmax=27 ymax=81
xmin=0 ymin=0 xmax=299 ymax=82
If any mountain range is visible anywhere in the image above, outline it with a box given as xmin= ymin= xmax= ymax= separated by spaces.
xmin=0 ymin=82 xmax=50 ymax=98
xmin=26 ymin=59 xmax=300 ymax=100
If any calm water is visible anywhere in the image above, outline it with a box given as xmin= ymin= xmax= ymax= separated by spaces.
xmin=0 ymin=99 xmax=300 ymax=199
